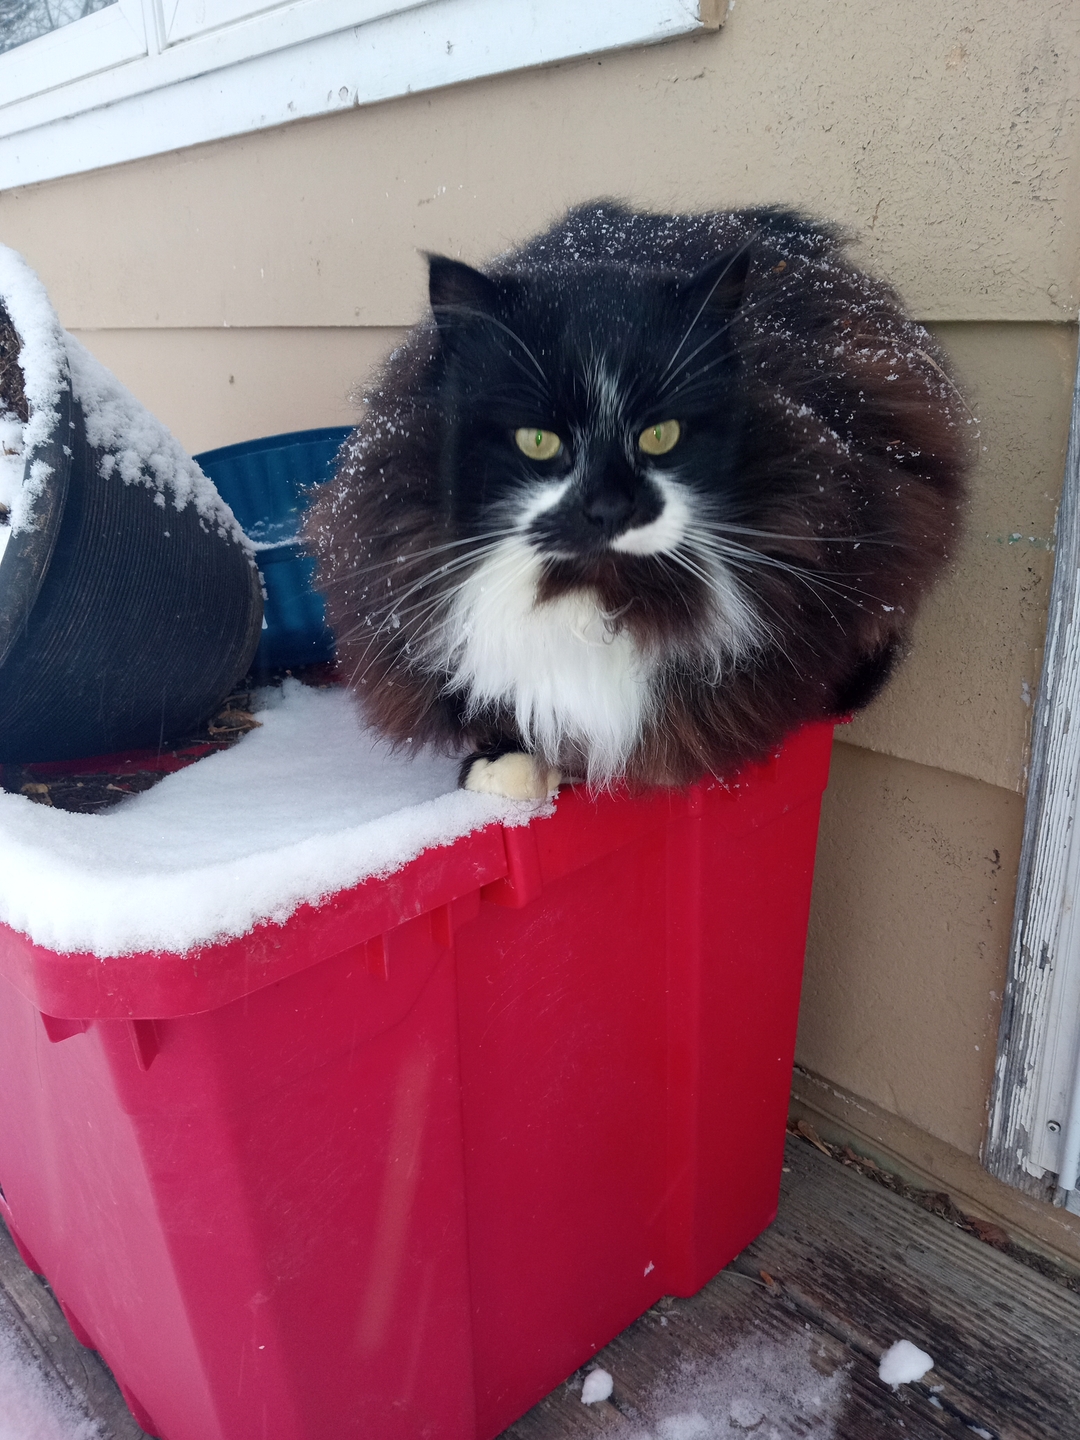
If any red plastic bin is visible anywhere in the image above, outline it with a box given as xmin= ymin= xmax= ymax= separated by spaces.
xmin=0 ymin=723 xmax=832 ymax=1440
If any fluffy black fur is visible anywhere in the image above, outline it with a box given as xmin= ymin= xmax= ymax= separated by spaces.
xmin=306 ymin=203 xmax=969 ymax=786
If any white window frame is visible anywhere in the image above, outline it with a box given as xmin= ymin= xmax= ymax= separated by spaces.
xmin=986 ymin=339 xmax=1080 ymax=1215
xmin=0 ymin=0 xmax=723 ymax=191
xmin=2 ymin=0 xmax=148 ymax=108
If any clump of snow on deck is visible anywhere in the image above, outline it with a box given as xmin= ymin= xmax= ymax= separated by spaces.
xmin=0 ymin=681 xmax=541 ymax=958
xmin=584 ymin=1330 xmax=849 ymax=1438
xmin=581 ymin=1368 xmax=614 ymax=1404
xmin=878 ymin=1338 xmax=934 ymax=1388
xmin=0 ymin=245 xmax=68 ymax=536
xmin=65 ymin=336 xmax=250 ymax=551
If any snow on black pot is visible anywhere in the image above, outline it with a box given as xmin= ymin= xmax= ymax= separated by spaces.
xmin=0 ymin=246 xmax=262 ymax=763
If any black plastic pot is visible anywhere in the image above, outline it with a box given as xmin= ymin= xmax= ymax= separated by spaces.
xmin=0 ymin=288 xmax=262 ymax=763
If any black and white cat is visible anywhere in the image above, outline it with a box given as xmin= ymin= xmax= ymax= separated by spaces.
xmin=306 ymin=204 xmax=968 ymax=797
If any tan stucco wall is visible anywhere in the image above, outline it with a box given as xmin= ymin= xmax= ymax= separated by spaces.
xmin=3 ymin=2 xmax=1079 ymax=1223
xmin=847 ymin=321 xmax=1075 ymax=796
xmin=802 ymin=743 xmax=1025 ymax=1157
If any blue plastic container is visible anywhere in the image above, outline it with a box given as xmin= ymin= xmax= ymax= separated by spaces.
xmin=194 ymin=428 xmax=351 ymax=673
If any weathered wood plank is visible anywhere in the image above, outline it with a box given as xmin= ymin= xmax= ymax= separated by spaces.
xmin=502 ymin=1276 xmax=966 ymax=1439
xmin=740 ymin=1138 xmax=1080 ymax=1440
xmin=501 ymin=1138 xmax=1080 ymax=1439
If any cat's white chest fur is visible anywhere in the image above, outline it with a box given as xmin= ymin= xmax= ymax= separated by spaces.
xmin=435 ymin=538 xmax=655 ymax=781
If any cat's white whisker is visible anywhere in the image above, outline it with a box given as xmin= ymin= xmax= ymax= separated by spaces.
xmin=351 ymin=526 xmax=519 ymax=568
xmin=661 ymin=330 xmax=729 ymax=391
xmin=689 ymin=533 xmax=881 ymax=627
xmin=658 ymin=292 xmax=792 ymax=408
xmin=345 ymin=537 xmax=514 ymax=675
xmin=696 ymin=535 xmax=887 ymax=610
xmin=362 ymin=546 xmax=504 ymax=629
xmin=668 ymin=542 xmax=802 ymax=675
xmin=711 ymin=520 xmax=898 ymax=547
xmin=332 ymin=531 xmax=519 ymax=588
xmin=660 ymin=243 xmax=752 ymax=382
xmin=437 ymin=305 xmax=550 ymax=390
xmin=665 ymin=542 xmax=768 ymax=660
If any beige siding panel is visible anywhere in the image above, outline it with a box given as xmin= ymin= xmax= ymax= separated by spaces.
xmin=68 ymin=327 xmax=400 ymax=454
xmin=797 ymin=741 xmax=1025 ymax=1160
xmin=843 ymin=322 xmax=1076 ymax=794
xmin=3 ymin=0 xmax=1078 ymax=330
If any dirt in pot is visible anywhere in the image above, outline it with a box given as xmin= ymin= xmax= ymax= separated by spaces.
xmin=0 ymin=300 xmax=26 ymax=535
xmin=1 ymin=663 xmax=341 ymax=814
xmin=0 ymin=300 xmax=28 ymax=424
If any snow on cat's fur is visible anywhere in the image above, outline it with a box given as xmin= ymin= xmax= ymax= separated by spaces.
xmin=307 ymin=203 xmax=969 ymax=790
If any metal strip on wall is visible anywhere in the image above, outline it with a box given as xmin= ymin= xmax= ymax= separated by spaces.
xmin=985 ymin=329 xmax=1080 ymax=1205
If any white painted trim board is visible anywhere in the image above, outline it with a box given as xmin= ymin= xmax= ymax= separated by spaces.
xmin=0 ymin=0 xmax=723 ymax=190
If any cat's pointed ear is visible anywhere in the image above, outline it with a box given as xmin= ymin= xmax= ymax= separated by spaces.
xmin=681 ymin=248 xmax=752 ymax=317
xmin=427 ymin=255 xmax=501 ymax=330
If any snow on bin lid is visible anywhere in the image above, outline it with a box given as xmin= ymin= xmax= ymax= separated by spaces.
xmin=0 ymin=681 xmax=538 ymax=958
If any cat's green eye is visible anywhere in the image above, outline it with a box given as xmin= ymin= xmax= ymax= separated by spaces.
xmin=514 ymin=427 xmax=563 ymax=461
xmin=638 ymin=419 xmax=681 ymax=456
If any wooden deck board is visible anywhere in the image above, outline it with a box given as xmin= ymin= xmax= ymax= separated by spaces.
xmin=733 ymin=1139 xmax=1080 ymax=1440
xmin=501 ymin=1139 xmax=1080 ymax=1439
xmin=2 ymin=1135 xmax=1077 ymax=1437
xmin=502 ymin=1275 xmax=969 ymax=1440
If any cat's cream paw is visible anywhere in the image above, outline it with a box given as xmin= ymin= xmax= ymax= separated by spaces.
xmin=462 ymin=753 xmax=561 ymax=800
